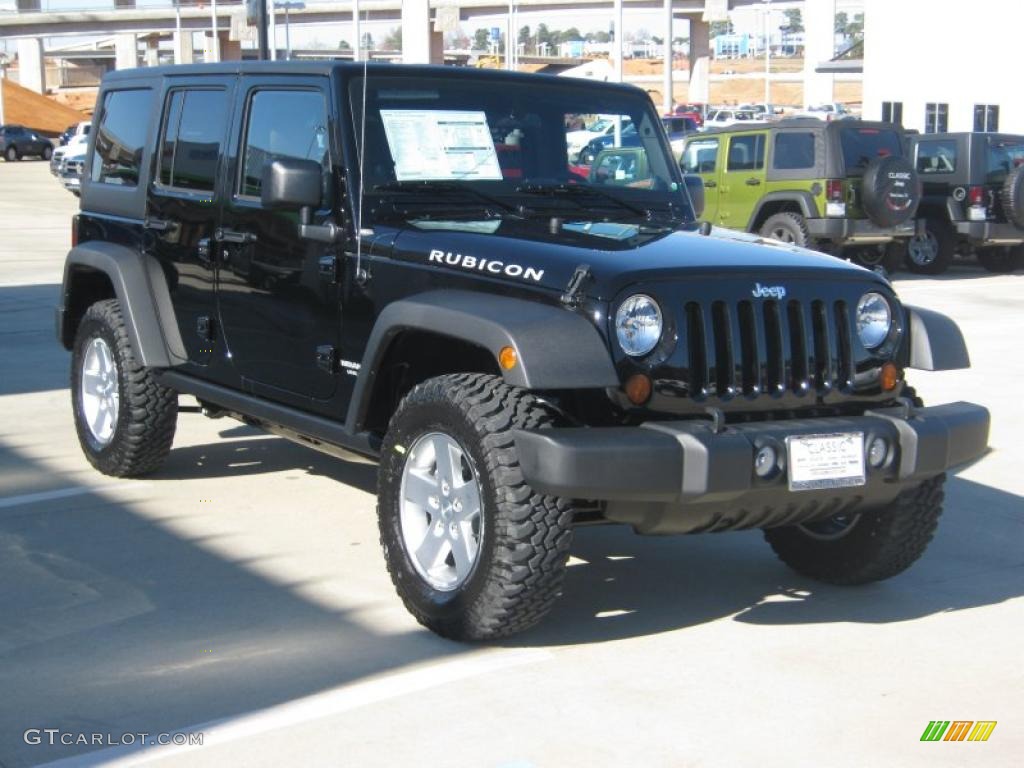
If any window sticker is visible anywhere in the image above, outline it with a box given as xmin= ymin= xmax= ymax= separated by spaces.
xmin=380 ymin=109 xmax=502 ymax=181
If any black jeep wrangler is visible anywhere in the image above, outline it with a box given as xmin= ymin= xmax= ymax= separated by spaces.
xmin=908 ymin=132 xmax=1024 ymax=274
xmin=57 ymin=63 xmax=989 ymax=640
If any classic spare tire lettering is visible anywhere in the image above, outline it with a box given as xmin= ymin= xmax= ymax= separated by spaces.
xmin=428 ymin=249 xmax=545 ymax=282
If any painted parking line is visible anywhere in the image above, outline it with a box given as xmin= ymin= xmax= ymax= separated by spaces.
xmin=36 ymin=648 xmax=553 ymax=767
xmin=0 ymin=483 xmax=150 ymax=510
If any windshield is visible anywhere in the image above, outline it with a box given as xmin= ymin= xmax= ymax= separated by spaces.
xmin=348 ymin=72 xmax=690 ymax=227
xmin=839 ymin=126 xmax=904 ymax=172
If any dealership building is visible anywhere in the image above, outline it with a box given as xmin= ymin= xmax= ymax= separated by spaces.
xmin=861 ymin=0 xmax=1023 ymax=133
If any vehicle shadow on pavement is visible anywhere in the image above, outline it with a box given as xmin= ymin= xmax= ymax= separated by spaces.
xmin=0 ymin=284 xmax=69 ymax=396
xmin=0 ymin=438 xmax=462 ymax=768
xmin=891 ymin=264 xmax=1024 ymax=282
xmin=509 ymin=475 xmax=1023 ymax=647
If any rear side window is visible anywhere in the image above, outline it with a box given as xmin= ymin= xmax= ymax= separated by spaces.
xmin=773 ymin=132 xmax=815 ymax=170
xmin=681 ymin=138 xmax=719 ymax=174
xmin=727 ymin=134 xmax=764 ymax=172
xmin=158 ymin=89 xmax=229 ymax=192
xmin=838 ymin=127 xmax=902 ymax=172
xmin=986 ymin=139 xmax=1024 ymax=181
xmin=915 ymin=140 xmax=957 ymax=174
xmin=91 ymin=88 xmax=153 ymax=187
xmin=239 ymin=89 xmax=329 ymax=198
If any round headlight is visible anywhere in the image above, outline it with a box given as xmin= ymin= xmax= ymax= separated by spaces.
xmin=856 ymin=292 xmax=892 ymax=349
xmin=615 ymin=294 xmax=663 ymax=357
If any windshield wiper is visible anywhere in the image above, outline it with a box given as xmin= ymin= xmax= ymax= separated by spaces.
xmin=373 ymin=181 xmax=520 ymax=217
xmin=515 ymin=182 xmax=650 ymax=218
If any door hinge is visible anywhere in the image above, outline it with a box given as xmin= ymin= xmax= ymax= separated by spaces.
xmin=196 ymin=315 xmax=214 ymax=343
xmin=315 ymin=345 xmax=338 ymax=373
xmin=318 ymin=255 xmax=339 ymax=283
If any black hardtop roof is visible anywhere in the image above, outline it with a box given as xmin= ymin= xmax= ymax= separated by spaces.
xmin=101 ymin=60 xmax=648 ymax=97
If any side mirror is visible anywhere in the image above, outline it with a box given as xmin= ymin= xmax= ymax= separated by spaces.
xmin=682 ymin=173 xmax=705 ymax=219
xmin=261 ymin=157 xmax=322 ymax=210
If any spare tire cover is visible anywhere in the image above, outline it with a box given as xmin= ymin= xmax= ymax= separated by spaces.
xmin=861 ymin=155 xmax=920 ymax=227
xmin=1000 ymin=164 xmax=1024 ymax=228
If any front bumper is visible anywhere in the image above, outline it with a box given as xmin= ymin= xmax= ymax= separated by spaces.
xmin=954 ymin=220 xmax=1024 ymax=246
xmin=514 ymin=401 xmax=989 ymax=534
xmin=806 ymin=217 xmax=914 ymax=244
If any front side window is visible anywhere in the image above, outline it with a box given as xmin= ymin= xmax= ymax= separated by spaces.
xmin=91 ymin=88 xmax=153 ymax=186
xmin=681 ymin=138 xmax=719 ymax=174
xmin=915 ymin=140 xmax=957 ymax=174
xmin=924 ymin=102 xmax=948 ymax=134
xmin=158 ymin=89 xmax=229 ymax=192
xmin=726 ymin=134 xmax=764 ymax=172
xmin=240 ymin=89 xmax=329 ymax=198
xmin=773 ymin=132 xmax=815 ymax=170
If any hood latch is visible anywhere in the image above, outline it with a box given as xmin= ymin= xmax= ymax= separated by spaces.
xmin=560 ymin=264 xmax=592 ymax=308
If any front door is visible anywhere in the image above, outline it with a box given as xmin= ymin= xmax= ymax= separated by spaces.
xmin=719 ymin=132 xmax=766 ymax=229
xmin=216 ymin=78 xmax=341 ymax=407
xmin=146 ymin=81 xmax=234 ymax=370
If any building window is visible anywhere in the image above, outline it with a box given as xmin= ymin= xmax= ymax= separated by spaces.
xmin=881 ymin=101 xmax=903 ymax=126
xmin=924 ymin=103 xmax=948 ymax=134
xmin=973 ymin=104 xmax=999 ymax=133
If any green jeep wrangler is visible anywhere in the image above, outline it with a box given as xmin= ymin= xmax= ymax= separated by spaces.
xmin=681 ymin=119 xmax=921 ymax=271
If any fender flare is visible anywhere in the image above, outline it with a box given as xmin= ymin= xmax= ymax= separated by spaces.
xmin=346 ymin=290 xmax=619 ymax=432
xmin=60 ymin=241 xmax=186 ymax=368
xmin=905 ymin=305 xmax=970 ymax=371
xmin=746 ymin=191 xmax=820 ymax=232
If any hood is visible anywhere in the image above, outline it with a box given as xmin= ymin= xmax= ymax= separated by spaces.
xmin=390 ymin=218 xmax=888 ymax=300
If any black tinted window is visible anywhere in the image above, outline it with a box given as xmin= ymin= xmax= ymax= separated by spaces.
xmin=91 ymin=89 xmax=152 ymax=187
xmin=727 ymin=134 xmax=764 ymax=171
xmin=839 ymin=127 xmax=902 ymax=172
xmin=915 ymin=140 xmax=957 ymax=174
xmin=986 ymin=139 xmax=1024 ymax=181
xmin=158 ymin=89 xmax=228 ymax=192
xmin=773 ymin=132 xmax=815 ymax=170
xmin=240 ymin=90 xmax=329 ymax=198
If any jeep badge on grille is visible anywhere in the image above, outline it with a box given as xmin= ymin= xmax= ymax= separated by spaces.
xmin=752 ymin=283 xmax=787 ymax=299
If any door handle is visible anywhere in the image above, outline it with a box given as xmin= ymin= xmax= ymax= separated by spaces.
xmin=144 ymin=217 xmax=173 ymax=231
xmin=704 ymin=180 xmax=718 ymax=188
xmin=745 ymin=178 xmax=762 ymax=186
xmin=215 ymin=228 xmax=257 ymax=244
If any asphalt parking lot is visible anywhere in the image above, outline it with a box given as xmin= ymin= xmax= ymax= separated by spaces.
xmin=0 ymin=160 xmax=1021 ymax=768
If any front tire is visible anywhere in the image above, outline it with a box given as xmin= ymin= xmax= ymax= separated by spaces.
xmin=377 ymin=373 xmax=574 ymax=640
xmin=42 ymin=145 xmax=53 ymax=161
xmin=71 ymin=299 xmax=178 ymax=477
xmin=4 ymin=146 xmax=19 ymax=162
xmin=763 ymin=474 xmax=945 ymax=585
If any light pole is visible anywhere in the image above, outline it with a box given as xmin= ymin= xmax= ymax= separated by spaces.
xmin=275 ymin=1 xmax=305 ymax=61
xmin=764 ymin=0 xmax=771 ymax=105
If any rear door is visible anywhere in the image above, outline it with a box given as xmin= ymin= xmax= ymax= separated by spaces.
xmin=146 ymin=80 xmax=234 ymax=371
xmin=216 ymin=77 xmax=341 ymax=408
xmin=681 ymin=136 xmax=721 ymax=222
xmin=719 ymin=132 xmax=766 ymax=228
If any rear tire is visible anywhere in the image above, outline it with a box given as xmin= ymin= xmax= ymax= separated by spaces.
xmin=377 ymin=373 xmax=574 ymax=640
xmin=759 ymin=212 xmax=811 ymax=248
xmin=977 ymin=246 xmax=1024 ymax=273
xmin=71 ymin=299 xmax=178 ymax=477
xmin=905 ymin=218 xmax=954 ymax=275
xmin=764 ymin=474 xmax=945 ymax=585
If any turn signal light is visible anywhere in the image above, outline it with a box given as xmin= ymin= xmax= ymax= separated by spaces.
xmin=498 ymin=346 xmax=518 ymax=371
xmin=880 ymin=362 xmax=900 ymax=392
xmin=624 ymin=374 xmax=652 ymax=405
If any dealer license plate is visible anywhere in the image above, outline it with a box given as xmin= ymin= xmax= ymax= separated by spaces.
xmin=786 ymin=432 xmax=866 ymax=491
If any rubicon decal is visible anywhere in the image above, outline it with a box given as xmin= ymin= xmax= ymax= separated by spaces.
xmin=428 ymin=249 xmax=545 ymax=282
xmin=920 ymin=720 xmax=997 ymax=742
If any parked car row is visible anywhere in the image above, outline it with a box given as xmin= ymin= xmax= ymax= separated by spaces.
xmin=49 ymin=121 xmax=91 ymax=196
xmin=678 ymin=119 xmax=1024 ymax=274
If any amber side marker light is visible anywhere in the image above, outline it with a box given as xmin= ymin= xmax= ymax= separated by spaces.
xmin=498 ymin=346 xmax=518 ymax=371
xmin=880 ymin=362 xmax=900 ymax=392
xmin=625 ymin=374 xmax=653 ymax=405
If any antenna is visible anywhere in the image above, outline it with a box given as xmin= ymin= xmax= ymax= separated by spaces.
xmin=354 ymin=6 xmax=370 ymax=285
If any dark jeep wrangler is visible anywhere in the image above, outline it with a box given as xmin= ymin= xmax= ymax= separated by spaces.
xmin=57 ymin=63 xmax=989 ymax=640
xmin=908 ymin=132 xmax=1024 ymax=274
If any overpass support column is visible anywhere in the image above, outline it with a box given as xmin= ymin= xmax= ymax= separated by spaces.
xmin=401 ymin=1 xmax=443 ymax=64
xmin=688 ymin=17 xmax=710 ymax=105
xmin=16 ymin=38 xmax=46 ymax=94
xmin=173 ymin=32 xmax=194 ymax=65
xmin=143 ymin=37 xmax=160 ymax=67
xmin=802 ymin=0 xmax=835 ymax=108
xmin=114 ymin=34 xmax=139 ymax=70
xmin=219 ymin=31 xmax=242 ymax=61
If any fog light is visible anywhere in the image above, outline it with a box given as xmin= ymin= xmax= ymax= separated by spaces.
xmin=754 ymin=444 xmax=778 ymax=478
xmin=867 ymin=437 xmax=889 ymax=468
xmin=624 ymin=374 xmax=652 ymax=405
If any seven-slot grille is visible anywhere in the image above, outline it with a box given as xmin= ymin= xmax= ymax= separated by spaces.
xmin=683 ymin=297 xmax=854 ymax=399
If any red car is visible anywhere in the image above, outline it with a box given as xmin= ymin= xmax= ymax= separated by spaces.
xmin=671 ymin=103 xmax=705 ymax=128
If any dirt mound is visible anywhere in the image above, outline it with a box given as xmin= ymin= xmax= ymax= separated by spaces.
xmin=1 ymin=79 xmax=89 ymax=135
